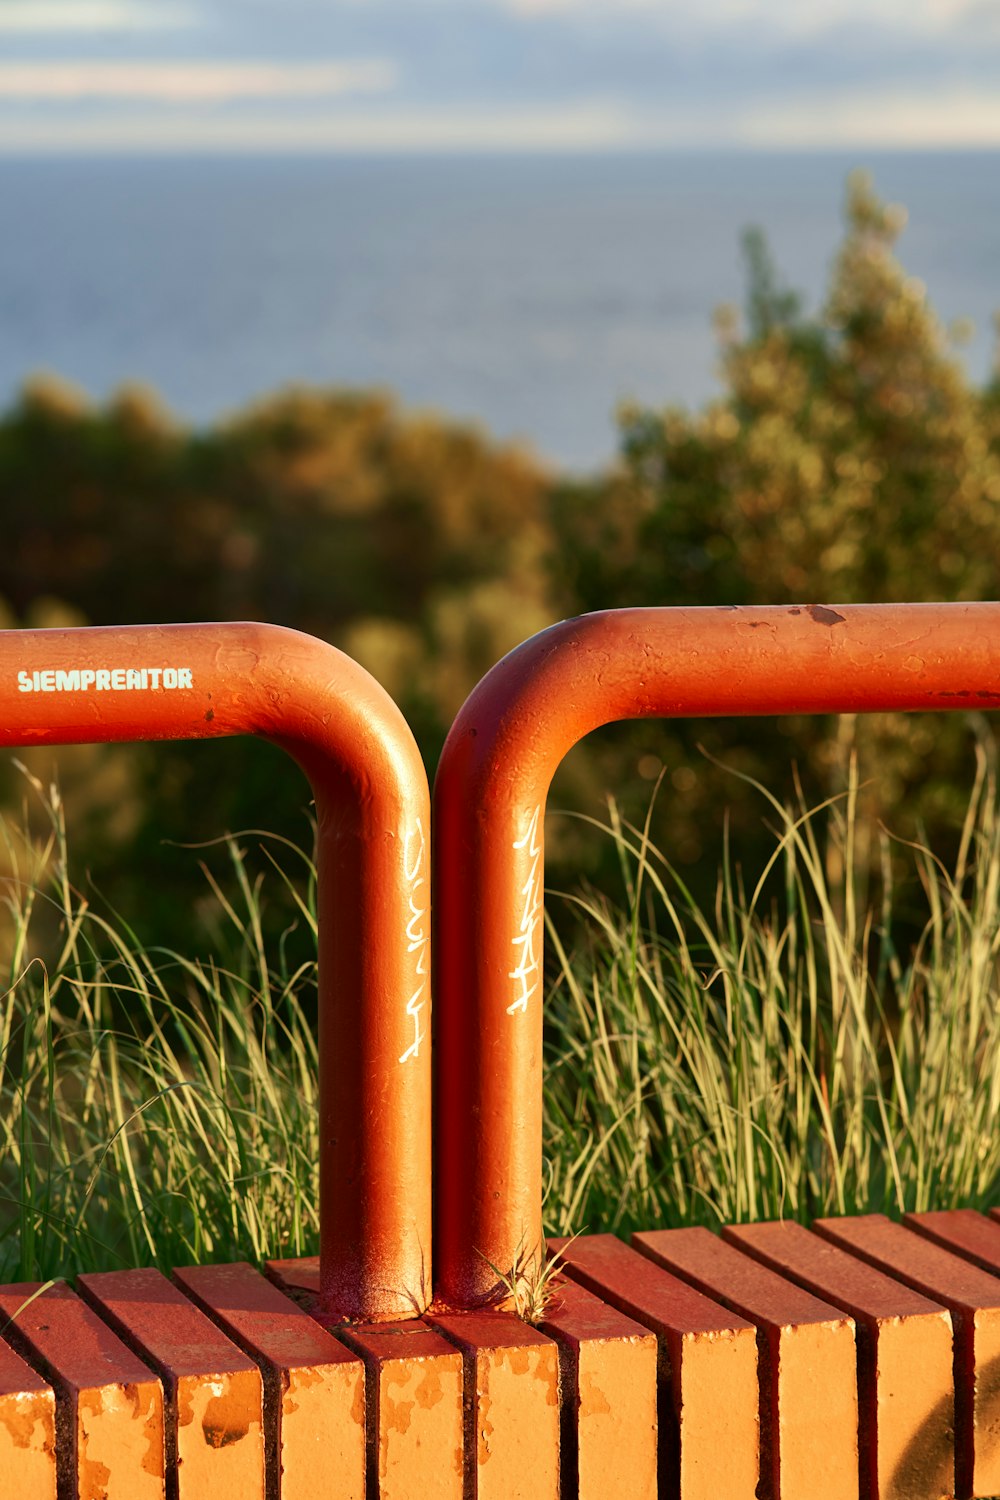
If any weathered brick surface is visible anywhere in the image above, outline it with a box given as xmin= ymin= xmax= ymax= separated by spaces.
xmin=817 ymin=1213 xmax=1000 ymax=1497
xmin=538 ymin=1274 xmax=657 ymax=1500
xmin=635 ymin=1226 xmax=858 ymax=1500
xmin=0 ymin=1279 xmax=164 ymax=1500
xmin=0 ymin=1223 xmax=986 ymax=1497
xmin=428 ymin=1309 xmax=560 ymax=1499
xmin=78 ymin=1267 xmax=264 ymax=1500
xmin=269 ymin=1256 xmax=464 ymax=1500
xmin=0 ymin=1329 xmax=57 ymax=1498
xmin=176 ymin=1261 xmax=365 ymax=1500
xmin=337 ymin=1322 xmax=464 ymax=1500
xmin=551 ymin=1232 xmax=759 ymax=1499
xmin=726 ymin=1218 xmax=954 ymax=1500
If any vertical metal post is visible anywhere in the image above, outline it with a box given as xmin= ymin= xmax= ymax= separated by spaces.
xmin=433 ymin=603 xmax=1000 ymax=1306
xmin=0 ymin=621 xmax=431 ymax=1321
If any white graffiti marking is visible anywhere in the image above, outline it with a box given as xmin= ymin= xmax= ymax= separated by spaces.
xmin=399 ymin=817 xmax=428 ymax=1064
xmin=18 ymin=666 xmax=193 ymax=693
xmin=508 ymin=804 xmax=542 ymax=1017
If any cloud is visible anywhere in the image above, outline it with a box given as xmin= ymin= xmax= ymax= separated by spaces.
xmin=739 ymin=84 xmax=1000 ymax=146
xmin=494 ymin=0 xmax=1000 ymax=38
xmin=2 ymin=0 xmax=1000 ymax=153
xmin=4 ymin=83 xmax=1000 ymax=151
xmin=0 ymin=59 xmax=397 ymax=103
xmin=0 ymin=1 xmax=195 ymax=30
xmin=0 ymin=100 xmax=633 ymax=151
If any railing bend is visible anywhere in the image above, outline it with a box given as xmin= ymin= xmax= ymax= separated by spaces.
xmin=0 ymin=621 xmax=431 ymax=1321
xmin=433 ymin=603 xmax=1000 ymax=1305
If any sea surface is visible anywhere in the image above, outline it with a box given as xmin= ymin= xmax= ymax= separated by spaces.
xmin=1 ymin=150 xmax=998 ymax=471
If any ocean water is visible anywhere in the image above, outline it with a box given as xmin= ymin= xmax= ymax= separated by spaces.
xmin=1 ymin=150 xmax=998 ymax=471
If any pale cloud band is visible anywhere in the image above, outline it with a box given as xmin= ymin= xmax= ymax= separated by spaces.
xmin=0 ymin=60 xmax=397 ymax=103
xmin=0 ymin=0 xmax=998 ymax=152
xmin=0 ymin=1 xmax=194 ymax=31
xmin=3 ymin=90 xmax=1000 ymax=151
xmin=500 ymin=0 xmax=989 ymax=33
xmin=0 ymin=102 xmax=631 ymax=151
xmin=743 ymin=85 xmax=1000 ymax=148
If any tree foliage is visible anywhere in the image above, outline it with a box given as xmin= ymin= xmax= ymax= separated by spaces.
xmin=1 ymin=172 xmax=999 ymax=935
xmin=554 ymin=171 xmax=1000 ymax=879
xmin=0 ymin=381 xmax=557 ymax=939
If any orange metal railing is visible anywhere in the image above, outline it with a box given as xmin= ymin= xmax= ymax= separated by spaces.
xmin=5 ymin=605 xmax=1000 ymax=1323
xmin=0 ymin=621 xmax=431 ymax=1322
xmin=7 ymin=605 xmax=1000 ymax=1496
xmin=433 ymin=603 xmax=1000 ymax=1305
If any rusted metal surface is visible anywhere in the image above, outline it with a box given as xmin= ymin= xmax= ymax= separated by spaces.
xmin=0 ymin=1331 xmax=57 ymax=1497
xmin=433 ymin=603 xmax=1000 ymax=1306
xmin=174 ymin=1262 xmax=365 ymax=1500
xmin=635 ymin=1226 xmax=859 ymax=1500
xmin=78 ymin=1268 xmax=265 ymax=1500
xmin=817 ymin=1213 xmax=1000 ymax=1497
xmin=0 ymin=1280 xmax=164 ymax=1500
xmin=726 ymin=1220 xmax=955 ymax=1500
xmin=427 ymin=1310 xmax=560 ymax=1499
xmin=0 ymin=622 xmax=431 ymax=1321
xmin=537 ymin=1275 xmax=657 ymax=1500
xmin=550 ymin=1232 xmax=759 ymax=1499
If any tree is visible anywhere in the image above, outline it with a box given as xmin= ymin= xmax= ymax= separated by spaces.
xmin=551 ymin=173 xmax=1000 ymax=882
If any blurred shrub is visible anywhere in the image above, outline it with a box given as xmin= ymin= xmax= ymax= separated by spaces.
xmin=0 ymin=383 xmax=557 ymax=940
xmin=549 ymin=171 xmax=1000 ymax=890
xmin=1 ymin=172 xmax=999 ymax=940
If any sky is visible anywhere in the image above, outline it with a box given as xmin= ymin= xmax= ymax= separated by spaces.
xmin=0 ymin=0 xmax=999 ymax=152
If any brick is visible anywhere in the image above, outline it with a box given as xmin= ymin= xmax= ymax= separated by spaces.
xmin=338 ymin=1323 xmax=464 ymax=1500
xmin=550 ymin=1232 xmax=758 ymax=1500
xmin=175 ymin=1262 xmax=365 ymax=1500
xmin=726 ymin=1219 xmax=954 ymax=1500
xmin=78 ymin=1267 xmax=264 ymax=1500
xmin=0 ymin=1280 xmax=163 ymax=1500
xmin=0 ymin=1327 xmax=57 ymax=1497
xmin=817 ymin=1213 xmax=1000 ymax=1497
xmin=537 ymin=1274 xmax=657 ymax=1500
xmin=264 ymin=1255 xmax=324 ymax=1308
xmin=428 ymin=1309 xmax=560 ymax=1500
xmin=269 ymin=1257 xmax=463 ymax=1500
xmin=636 ymin=1226 xmax=858 ymax=1500
xmin=907 ymin=1209 xmax=1000 ymax=1279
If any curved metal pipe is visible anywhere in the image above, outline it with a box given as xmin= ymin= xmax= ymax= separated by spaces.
xmin=0 ymin=620 xmax=431 ymax=1320
xmin=433 ymin=603 xmax=1000 ymax=1305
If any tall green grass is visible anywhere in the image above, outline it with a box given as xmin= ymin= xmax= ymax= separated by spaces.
xmin=0 ymin=765 xmax=320 ymax=1281
xmin=542 ymin=745 xmax=1000 ymax=1238
xmin=3 ymin=748 xmax=1000 ymax=1281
